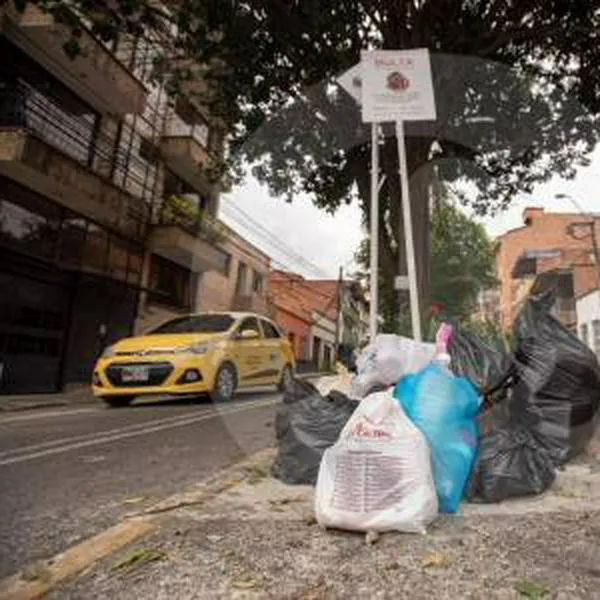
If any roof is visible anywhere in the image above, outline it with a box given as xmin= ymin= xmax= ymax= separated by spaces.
xmin=269 ymin=272 xmax=339 ymax=322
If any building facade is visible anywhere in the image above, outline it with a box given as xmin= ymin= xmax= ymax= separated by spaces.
xmin=0 ymin=6 xmax=263 ymax=393
xmin=496 ymin=207 xmax=600 ymax=330
xmin=576 ymin=289 xmax=600 ymax=360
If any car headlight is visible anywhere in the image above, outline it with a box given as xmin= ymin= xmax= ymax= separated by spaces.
xmin=177 ymin=342 xmax=214 ymax=355
xmin=101 ymin=345 xmax=115 ymax=358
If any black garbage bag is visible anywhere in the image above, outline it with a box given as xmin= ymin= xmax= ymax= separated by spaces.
xmin=271 ymin=378 xmax=359 ymax=485
xmin=449 ymin=330 xmax=514 ymax=410
xmin=511 ymin=293 xmax=600 ymax=465
xmin=466 ymin=417 xmax=557 ymax=503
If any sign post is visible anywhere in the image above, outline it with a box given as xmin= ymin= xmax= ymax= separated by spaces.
xmin=338 ymin=48 xmax=435 ymax=342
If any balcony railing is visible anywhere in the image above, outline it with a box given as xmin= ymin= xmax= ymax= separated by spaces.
xmin=0 ymin=79 xmax=153 ymax=226
xmin=158 ymin=195 xmax=224 ymax=244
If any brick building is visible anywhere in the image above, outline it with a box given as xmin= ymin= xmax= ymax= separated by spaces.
xmin=496 ymin=207 xmax=600 ymax=329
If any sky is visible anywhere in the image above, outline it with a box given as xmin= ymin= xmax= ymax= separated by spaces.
xmin=221 ymin=148 xmax=600 ymax=280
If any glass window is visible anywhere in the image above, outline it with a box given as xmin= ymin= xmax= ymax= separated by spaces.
xmin=0 ymin=184 xmax=60 ymax=258
xmin=58 ymin=214 xmax=87 ymax=268
xmin=149 ymin=254 xmax=192 ymax=309
xmin=262 ymin=320 xmax=281 ymax=339
xmin=214 ymin=248 xmax=232 ymax=277
xmin=237 ymin=317 xmax=261 ymax=337
xmin=82 ymin=223 xmax=108 ymax=274
xmin=236 ymin=262 xmax=248 ymax=294
xmin=581 ymin=324 xmax=589 ymax=347
xmin=127 ymin=244 xmax=144 ymax=285
xmin=107 ymin=235 xmax=130 ymax=282
xmin=151 ymin=314 xmax=235 ymax=335
xmin=253 ymin=271 xmax=264 ymax=294
xmin=593 ymin=320 xmax=600 ymax=359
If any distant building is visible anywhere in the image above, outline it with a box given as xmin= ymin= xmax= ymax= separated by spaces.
xmin=576 ymin=289 xmax=600 ymax=360
xmin=268 ymin=271 xmax=368 ymax=372
xmin=496 ymin=207 xmax=600 ymax=330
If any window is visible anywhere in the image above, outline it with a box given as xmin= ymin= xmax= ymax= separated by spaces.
xmin=138 ymin=137 xmax=159 ymax=165
xmin=208 ymin=127 xmax=224 ymax=154
xmin=214 ymin=248 xmax=231 ymax=277
xmin=237 ymin=317 xmax=261 ymax=337
xmin=81 ymin=223 xmax=109 ymax=274
xmin=253 ymin=271 xmax=264 ymax=294
xmin=106 ymin=235 xmax=130 ymax=282
xmin=236 ymin=262 xmax=248 ymax=294
xmin=149 ymin=254 xmax=192 ymax=309
xmin=593 ymin=320 xmax=600 ymax=359
xmin=581 ymin=324 xmax=589 ymax=347
xmin=262 ymin=320 xmax=281 ymax=339
xmin=59 ymin=214 xmax=87 ymax=268
xmin=127 ymin=244 xmax=143 ymax=285
xmin=151 ymin=314 xmax=235 ymax=335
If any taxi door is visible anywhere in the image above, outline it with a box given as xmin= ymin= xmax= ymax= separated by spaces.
xmin=232 ymin=317 xmax=270 ymax=385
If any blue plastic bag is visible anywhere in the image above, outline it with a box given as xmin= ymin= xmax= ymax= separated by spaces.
xmin=394 ymin=360 xmax=481 ymax=513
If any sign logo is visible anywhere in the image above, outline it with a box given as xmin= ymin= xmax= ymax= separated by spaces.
xmin=387 ymin=71 xmax=410 ymax=92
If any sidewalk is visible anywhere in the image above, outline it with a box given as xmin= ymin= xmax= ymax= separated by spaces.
xmin=0 ymin=386 xmax=96 ymax=413
xmin=42 ymin=440 xmax=600 ymax=600
xmin=0 ymin=373 xmax=324 ymax=413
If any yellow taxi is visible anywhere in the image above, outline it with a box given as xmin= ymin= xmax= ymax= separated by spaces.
xmin=92 ymin=312 xmax=295 ymax=407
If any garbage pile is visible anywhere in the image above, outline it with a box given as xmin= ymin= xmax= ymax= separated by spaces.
xmin=271 ymin=294 xmax=600 ymax=533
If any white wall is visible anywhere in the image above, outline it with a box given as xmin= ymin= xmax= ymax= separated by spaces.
xmin=576 ymin=290 xmax=600 ymax=358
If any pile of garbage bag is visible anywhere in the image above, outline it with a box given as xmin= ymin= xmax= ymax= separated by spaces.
xmin=271 ymin=294 xmax=600 ymax=533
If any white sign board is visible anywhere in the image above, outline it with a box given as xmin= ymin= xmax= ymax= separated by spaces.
xmin=394 ymin=275 xmax=409 ymax=291
xmin=361 ymin=49 xmax=436 ymax=123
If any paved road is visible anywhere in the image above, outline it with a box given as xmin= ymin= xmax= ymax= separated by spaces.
xmin=0 ymin=391 xmax=280 ymax=578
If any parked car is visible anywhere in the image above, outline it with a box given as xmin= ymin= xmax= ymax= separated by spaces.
xmin=92 ymin=312 xmax=295 ymax=407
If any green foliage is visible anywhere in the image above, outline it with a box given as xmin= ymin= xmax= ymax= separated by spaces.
xmin=162 ymin=195 xmax=224 ymax=245
xmin=431 ymin=203 xmax=498 ymax=319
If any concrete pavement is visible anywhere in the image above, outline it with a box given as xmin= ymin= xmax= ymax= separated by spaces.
xmin=0 ymin=391 xmax=280 ymax=579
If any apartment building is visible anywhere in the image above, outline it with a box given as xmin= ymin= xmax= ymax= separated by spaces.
xmin=0 ymin=5 xmax=263 ymax=393
xmin=496 ymin=207 xmax=600 ymax=330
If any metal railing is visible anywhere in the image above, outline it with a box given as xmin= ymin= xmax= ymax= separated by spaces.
xmin=0 ymin=79 xmax=155 ymax=224
xmin=158 ymin=195 xmax=224 ymax=244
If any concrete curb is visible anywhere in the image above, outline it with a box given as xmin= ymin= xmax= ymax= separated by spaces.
xmin=0 ymin=448 xmax=276 ymax=600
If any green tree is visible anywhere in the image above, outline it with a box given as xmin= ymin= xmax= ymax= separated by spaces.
xmin=13 ymin=0 xmax=600 ymax=323
xmin=355 ymin=202 xmax=497 ymax=331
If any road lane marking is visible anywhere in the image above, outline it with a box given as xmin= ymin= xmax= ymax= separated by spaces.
xmin=0 ymin=399 xmax=277 ymax=467
xmin=0 ymin=408 xmax=218 ymax=459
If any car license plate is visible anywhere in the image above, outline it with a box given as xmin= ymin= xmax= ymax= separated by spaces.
xmin=121 ymin=366 xmax=149 ymax=382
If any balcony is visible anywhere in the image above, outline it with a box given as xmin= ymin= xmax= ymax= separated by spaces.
xmin=1 ymin=4 xmax=147 ymax=115
xmin=160 ymin=118 xmax=219 ymax=200
xmin=0 ymin=82 xmax=149 ymax=239
xmin=148 ymin=196 xmax=226 ymax=273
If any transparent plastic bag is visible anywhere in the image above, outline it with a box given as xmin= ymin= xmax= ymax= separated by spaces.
xmin=352 ymin=334 xmax=437 ymax=398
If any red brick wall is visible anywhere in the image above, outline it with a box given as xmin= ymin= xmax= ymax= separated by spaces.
xmin=497 ymin=209 xmax=600 ymax=329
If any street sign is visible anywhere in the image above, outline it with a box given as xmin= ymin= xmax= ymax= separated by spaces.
xmin=337 ymin=63 xmax=362 ymax=104
xmin=360 ymin=49 xmax=436 ymax=123
xmin=394 ymin=275 xmax=409 ymax=291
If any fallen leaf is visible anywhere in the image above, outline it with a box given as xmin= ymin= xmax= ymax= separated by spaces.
xmin=112 ymin=548 xmax=167 ymax=573
xmin=514 ymin=579 xmax=551 ymax=599
xmin=422 ymin=553 xmax=450 ymax=569
xmin=123 ymin=496 xmax=146 ymax=505
xmin=206 ymin=534 xmax=223 ymax=543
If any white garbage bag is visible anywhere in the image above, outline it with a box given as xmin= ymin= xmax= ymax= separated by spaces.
xmin=352 ymin=334 xmax=436 ymax=398
xmin=314 ymin=389 xmax=438 ymax=534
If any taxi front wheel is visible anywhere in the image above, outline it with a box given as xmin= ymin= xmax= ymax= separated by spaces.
xmin=102 ymin=395 xmax=135 ymax=408
xmin=210 ymin=363 xmax=237 ymax=403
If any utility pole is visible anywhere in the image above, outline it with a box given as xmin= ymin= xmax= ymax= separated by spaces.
xmin=335 ymin=266 xmax=343 ymax=363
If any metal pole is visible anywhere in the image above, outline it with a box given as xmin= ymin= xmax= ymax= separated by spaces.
xmin=395 ymin=120 xmax=422 ymax=342
xmin=369 ymin=123 xmax=379 ymax=341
